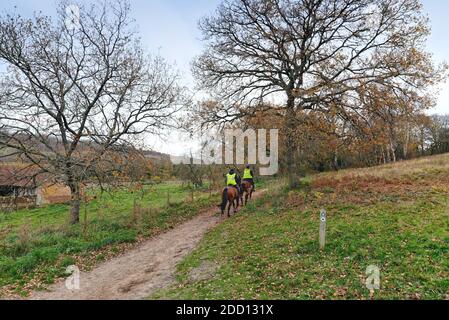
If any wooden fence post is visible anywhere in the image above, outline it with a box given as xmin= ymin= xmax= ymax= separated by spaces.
xmin=83 ymin=195 xmax=88 ymax=239
xmin=132 ymin=198 xmax=138 ymax=226
xmin=319 ymin=209 xmax=327 ymax=250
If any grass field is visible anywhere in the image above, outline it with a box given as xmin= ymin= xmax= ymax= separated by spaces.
xmin=0 ymin=182 xmax=219 ymax=297
xmin=152 ymin=155 xmax=449 ymax=300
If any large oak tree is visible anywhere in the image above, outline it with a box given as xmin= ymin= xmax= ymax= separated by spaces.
xmin=193 ymin=0 xmax=442 ymax=187
xmin=0 ymin=0 xmax=183 ymax=223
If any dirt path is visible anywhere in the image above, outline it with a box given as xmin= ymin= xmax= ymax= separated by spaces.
xmin=28 ymin=192 xmax=261 ymax=300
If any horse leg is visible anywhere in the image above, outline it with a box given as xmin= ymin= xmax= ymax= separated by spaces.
xmin=220 ymin=188 xmax=228 ymax=217
xmin=233 ymin=198 xmax=237 ymax=214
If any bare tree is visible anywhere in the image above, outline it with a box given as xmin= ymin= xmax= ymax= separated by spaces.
xmin=193 ymin=0 xmax=442 ymax=188
xmin=428 ymin=114 xmax=449 ymax=155
xmin=0 ymin=0 xmax=184 ymax=224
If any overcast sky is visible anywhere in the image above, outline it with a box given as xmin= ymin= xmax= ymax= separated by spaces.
xmin=1 ymin=0 xmax=448 ymax=154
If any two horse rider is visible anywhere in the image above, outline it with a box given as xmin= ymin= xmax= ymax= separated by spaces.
xmin=226 ymin=165 xmax=255 ymax=192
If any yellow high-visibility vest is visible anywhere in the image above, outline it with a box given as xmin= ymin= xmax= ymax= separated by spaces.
xmin=226 ymin=173 xmax=237 ymax=186
xmin=243 ymin=169 xmax=253 ymax=179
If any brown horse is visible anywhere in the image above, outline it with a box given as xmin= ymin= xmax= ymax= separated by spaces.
xmin=241 ymin=180 xmax=254 ymax=206
xmin=219 ymin=186 xmax=239 ymax=217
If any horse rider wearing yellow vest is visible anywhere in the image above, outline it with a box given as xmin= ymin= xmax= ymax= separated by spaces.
xmin=243 ymin=165 xmax=255 ymax=191
xmin=226 ymin=168 xmax=241 ymax=194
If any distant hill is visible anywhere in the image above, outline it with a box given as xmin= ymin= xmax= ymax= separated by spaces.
xmin=0 ymin=132 xmax=173 ymax=164
xmin=142 ymin=150 xmax=172 ymax=163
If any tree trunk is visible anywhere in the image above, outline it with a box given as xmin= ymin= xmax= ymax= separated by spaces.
xmin=390 ymin=141 xmax=396 ymax=163
xmin=333 ymin=151 xmax=339 ymax=171
xmin=381 ymin=146 xmax=387 ymax=164
xmin=403 ymin=123 xmax=410 ymax=159
xmin=420 ymin=129 xmax=426 ymax=156
xmin=385 ymin=145 xmax=391 ymax=163
xmin=285 ymin=96 xmax=299 ymax=189
xmin=69 ymin=182 xmax=81 ymax=225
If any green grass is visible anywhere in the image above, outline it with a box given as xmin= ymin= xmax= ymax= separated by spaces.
xmin=0 ymin=182 xmax=219 ymax=296
xmin=152 ymin=164 xmax=449 ymax=300
xmin=0 ymin=182 xmax=205 ymax=231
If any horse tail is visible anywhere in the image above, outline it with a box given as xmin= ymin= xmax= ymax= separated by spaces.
xmin=220 ymin=187 xmax=228 ymax=211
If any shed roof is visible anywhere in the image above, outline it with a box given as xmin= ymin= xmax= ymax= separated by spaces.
xmin=0 ymin=165 xmax=41 ymax=188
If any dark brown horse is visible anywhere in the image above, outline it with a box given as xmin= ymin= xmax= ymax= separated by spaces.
xmin=219 ymin=186 xmax=239 ymax=217
xmin=241 ymin=180 xmax=254 ymax=206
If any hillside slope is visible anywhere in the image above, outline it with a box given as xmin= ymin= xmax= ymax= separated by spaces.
xmin=153 ymin=154 xmax=449 ymax=300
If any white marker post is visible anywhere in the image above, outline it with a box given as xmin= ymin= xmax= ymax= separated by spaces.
xmin=319 ymin=209 xmax=327 ymax=250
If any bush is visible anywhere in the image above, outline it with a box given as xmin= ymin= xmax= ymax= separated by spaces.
xmin=152 ymin=176 xmax=162 ymax=184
